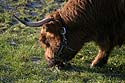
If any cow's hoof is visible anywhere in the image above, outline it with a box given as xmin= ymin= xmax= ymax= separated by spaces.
xmin=90 ymin=56 xmax=108 ymax=68
xmin=90 ymin=60 xmax=107 ymax=68
xmin=90 ymin=62 xmax=104 ymax=68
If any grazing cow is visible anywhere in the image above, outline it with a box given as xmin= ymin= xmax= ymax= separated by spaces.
xmin=14 ymin=0 xmax=125 ymax=68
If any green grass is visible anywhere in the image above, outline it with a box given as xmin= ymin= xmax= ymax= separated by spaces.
xmin=0 ymin=21 xmax=125 ymax=83
xmin=0 ymin=0 xmax=125 ymax=83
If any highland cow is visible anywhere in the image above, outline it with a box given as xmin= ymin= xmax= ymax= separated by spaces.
xmin=14 ymin=0 xmax=125 ymax=68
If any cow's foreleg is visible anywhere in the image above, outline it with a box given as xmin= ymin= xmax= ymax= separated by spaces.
xmin=90 ymin=46 xmax=112 ymax=68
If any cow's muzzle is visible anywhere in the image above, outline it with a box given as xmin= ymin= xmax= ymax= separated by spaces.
xmin=47 ymin=59 xmax=65 ymax=68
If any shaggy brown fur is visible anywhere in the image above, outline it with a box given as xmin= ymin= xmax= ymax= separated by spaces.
xmin=40 ymin=0 xmax=125 ymax=67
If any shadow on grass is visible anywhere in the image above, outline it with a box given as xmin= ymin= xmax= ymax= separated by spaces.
xmin=60 ymin=62 xmax=125 ymax=81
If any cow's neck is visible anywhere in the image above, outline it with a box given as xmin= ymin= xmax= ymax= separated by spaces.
xmin=59 ymin=0 xmax=96 ymax=50
xmin=65 ymin=29 xmax=84 ymax=51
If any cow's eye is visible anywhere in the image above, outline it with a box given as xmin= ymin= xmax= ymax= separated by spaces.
xmin=40 ymin=35 xmax=50 ymax=47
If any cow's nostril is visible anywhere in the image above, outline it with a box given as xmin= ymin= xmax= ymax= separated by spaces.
xmin=47 ymin=56 xmax=51 ymax=59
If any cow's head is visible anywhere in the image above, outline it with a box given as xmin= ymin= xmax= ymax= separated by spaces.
xmin=14 ymin=12 xmax=78 ymax=68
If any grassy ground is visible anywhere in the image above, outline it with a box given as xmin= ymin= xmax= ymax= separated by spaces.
xmin=0 ymin=0 xmax=125 ymax=83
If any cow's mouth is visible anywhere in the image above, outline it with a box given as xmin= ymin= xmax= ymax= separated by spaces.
xmin=47 ymin=59 xmax=65 ymax=69
xmin=47 ymin=59 xmax=57 ymax=67
xmin=47 ymin=48 xmax=78 ymax=68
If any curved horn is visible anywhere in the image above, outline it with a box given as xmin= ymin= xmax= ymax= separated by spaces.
xmin=13 ymin=14 xmax=53 ymax=27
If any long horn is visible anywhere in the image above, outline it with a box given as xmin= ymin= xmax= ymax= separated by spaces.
xmin=13 ymin=14 xmax=53 ymax=27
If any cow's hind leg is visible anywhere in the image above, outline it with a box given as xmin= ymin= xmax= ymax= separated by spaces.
xmin=90 ymin=46 xmax=113 ymax=68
